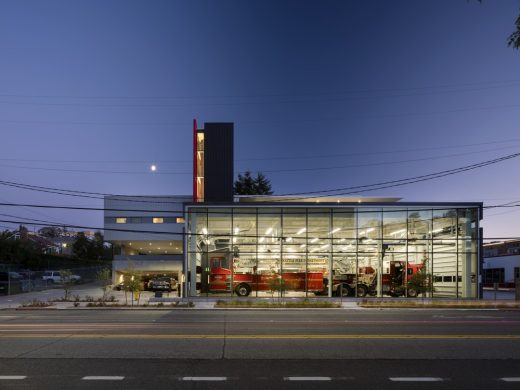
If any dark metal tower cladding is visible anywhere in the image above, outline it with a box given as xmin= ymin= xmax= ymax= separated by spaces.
xmin=195 ymin=122 xmax=234 ymax=203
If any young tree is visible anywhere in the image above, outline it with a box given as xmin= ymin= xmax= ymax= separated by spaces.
xmin=96 ymin=268 xmax=112 ymax=302
xmin=122 ymin=262 xmax=141 ymax=306
xmin=59 ymin=269 xmax=75 ymax=301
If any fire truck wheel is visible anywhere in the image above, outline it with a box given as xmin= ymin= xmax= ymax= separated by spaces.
xmin=407 ymin=287 xmax=418 ymax=298
xmin=356 ymin=284 xmax=368 ymax=297
xmin=235 ymin=283 xmax=251 ymax=297
xmin=337 ymin=284 xmax=352 ymax=297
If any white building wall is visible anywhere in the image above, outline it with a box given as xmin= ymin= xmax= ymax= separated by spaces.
xmin=104 ymin=195 xmax=190 ymax=242
xmin=483 ymin=255 xmax=520 ymax=283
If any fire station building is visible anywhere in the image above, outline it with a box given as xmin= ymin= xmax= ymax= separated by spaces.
xmin=105 ymin=121 xmax=483 ymax=299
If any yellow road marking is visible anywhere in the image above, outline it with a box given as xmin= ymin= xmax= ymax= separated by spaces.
xmin=0 ymin=334 xmax=519 ymax=339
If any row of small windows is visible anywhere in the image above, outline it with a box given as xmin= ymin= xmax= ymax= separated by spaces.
xmin=105 ymin=217 xmax=185 ymax=224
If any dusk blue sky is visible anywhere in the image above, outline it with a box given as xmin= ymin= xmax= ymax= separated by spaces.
xmin=0 ymin=0 xmax=519 ymax=239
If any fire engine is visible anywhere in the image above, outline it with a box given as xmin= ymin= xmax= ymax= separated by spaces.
xmin=329 ymin=260 xmax=426 ymax=297
xmin=207 ymin=256 xmax=324 ymax=296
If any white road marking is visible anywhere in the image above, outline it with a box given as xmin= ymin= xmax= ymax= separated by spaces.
xmin=500 ymin=377 xmax=520 ymax=382
xmin=181 ymin=377 xmax=227 ymax=381
xmin=0 ymin=376 xmax=27 ymax=380
xmin=285 ymin=377 xmax=332 ymax=381
xmin=390 ymin=377 xmax=444 ymax=382
xmin=81 ymin=376 xmax=124 ymax=380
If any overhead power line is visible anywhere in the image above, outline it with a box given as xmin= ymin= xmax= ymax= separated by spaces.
xmin=273 ymin=151 xmax=520 ymax=199
xmin=0 ymin=144 xmax=517 ymax=176
xmin=0 ymin=151 xmax=517 ymax=205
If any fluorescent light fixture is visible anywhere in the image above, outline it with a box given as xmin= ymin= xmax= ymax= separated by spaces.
xmin=234 ymin=227 xmax=239 ymax=234
xmin=310 ymin=237 xmax=319 ymax=243
xmin=429 ymin=228 xmax=443 ymax=234
xmin=202 ymin=227 xmax=208 ymax=235
xmin=300 ymin=244 xmax=306 ymax=248
xmin=339 ymin=238 xmax=346 ymax=242
xmin=330 ymin=228 xmax=341 ymax=234
xmin=296 ymin=228 xmax=306 ymax=235
xmin=233 ymin=237 xmax=237 ymax=243
xmin=286 ymin=237 xmax=293 ymax=242
xmin=265 ymin=227 xmax=273 ymax=235
xmin=259 ymin=237 xmax=265 ymax=243
xmin=390 ymin=229 xmax=406 ymax=236
xmin=320 ymin=244 xmax=329 ymax=249
xmin=366 ymin=228 xmax=375 ymax=233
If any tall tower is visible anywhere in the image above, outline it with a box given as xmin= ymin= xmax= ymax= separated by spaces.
xmin=193 ymin=121 xmax=234 ymax=203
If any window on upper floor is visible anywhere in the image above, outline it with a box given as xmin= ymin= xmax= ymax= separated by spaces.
xmin=116 ymin=218 xmax=127 ymax=224
xmin=176 ymin=217 xmax=185 ymax=224
xmin=153 ymin=217 xmax=164 ymax=224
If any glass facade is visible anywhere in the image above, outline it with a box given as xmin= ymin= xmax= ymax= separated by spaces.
xmin=186 ymin=205 xmax=481 ymax=299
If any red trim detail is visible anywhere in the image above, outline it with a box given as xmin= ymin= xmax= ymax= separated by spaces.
xmin=193 ymin=118 xmax=198 ymax=203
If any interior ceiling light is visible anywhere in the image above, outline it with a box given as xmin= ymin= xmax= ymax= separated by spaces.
xmin=149 ymin=243 xmax=152 ymax=246
xmin=169 ymin=242 xmax=173 ymax=246
xmin=234 ymin=227 xmax=239 ymax=234
xmin=265 ymin=227 xmax=273 ymax=235
xmin=296 ymin=228 xmax=306 ymax=235
xmin=330 ymin=228 xmax=341 ymax=234
xmin=310 ymin=237 xmax=319 ymax=243
xmin=259 ymin=237 xmax=265 ymax=243
xmin=390 ymin=229 xmax=406 ymax=236
xmin=202 ymin=227 xmax=208 ymax=235
xmin=366 ymin=228 xmax=375 ymax=233
xmin=286 ymin=237 xmax=293 ymax=242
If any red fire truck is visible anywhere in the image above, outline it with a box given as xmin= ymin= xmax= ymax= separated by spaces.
xmin=210 ymin=266 xmax=324 ymax=296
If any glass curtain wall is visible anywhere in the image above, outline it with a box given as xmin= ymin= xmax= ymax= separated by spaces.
xmin=186 ymin=206 xmax=479 ymax=298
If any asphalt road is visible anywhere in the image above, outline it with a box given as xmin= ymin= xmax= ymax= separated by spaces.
xmin=0 ymin=308 xmax=519 ymax=389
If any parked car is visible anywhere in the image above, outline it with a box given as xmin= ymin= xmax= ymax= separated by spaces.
xmin=42 ymin=271 xmax=81 ymax=284
xmin=147 ymin=277 xmax=177 ymax=292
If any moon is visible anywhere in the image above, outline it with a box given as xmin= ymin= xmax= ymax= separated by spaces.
xmin=150 ymin=164 xmax=157 ymax=172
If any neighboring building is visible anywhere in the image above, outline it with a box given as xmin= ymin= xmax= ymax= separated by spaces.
xmin=104 ymin=120 xmax=483 ymax=299
xmin=483 ymin=240 xmax=520 ymax=287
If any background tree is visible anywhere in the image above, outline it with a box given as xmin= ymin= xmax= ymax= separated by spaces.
xmin=0 ymin=230 xmax=42 ymax=267
xmin=509 ymin=12 xmax=520 ymax=49
xmin=255 ymin=172 xmax=274 ymax=195
xmin=38 ymin=226 xmax=65 ymax=238
xmin=72 ymin=231 xmax=106 ymax=261
xmin=234 ymin=171 xmax=273 ymax=195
